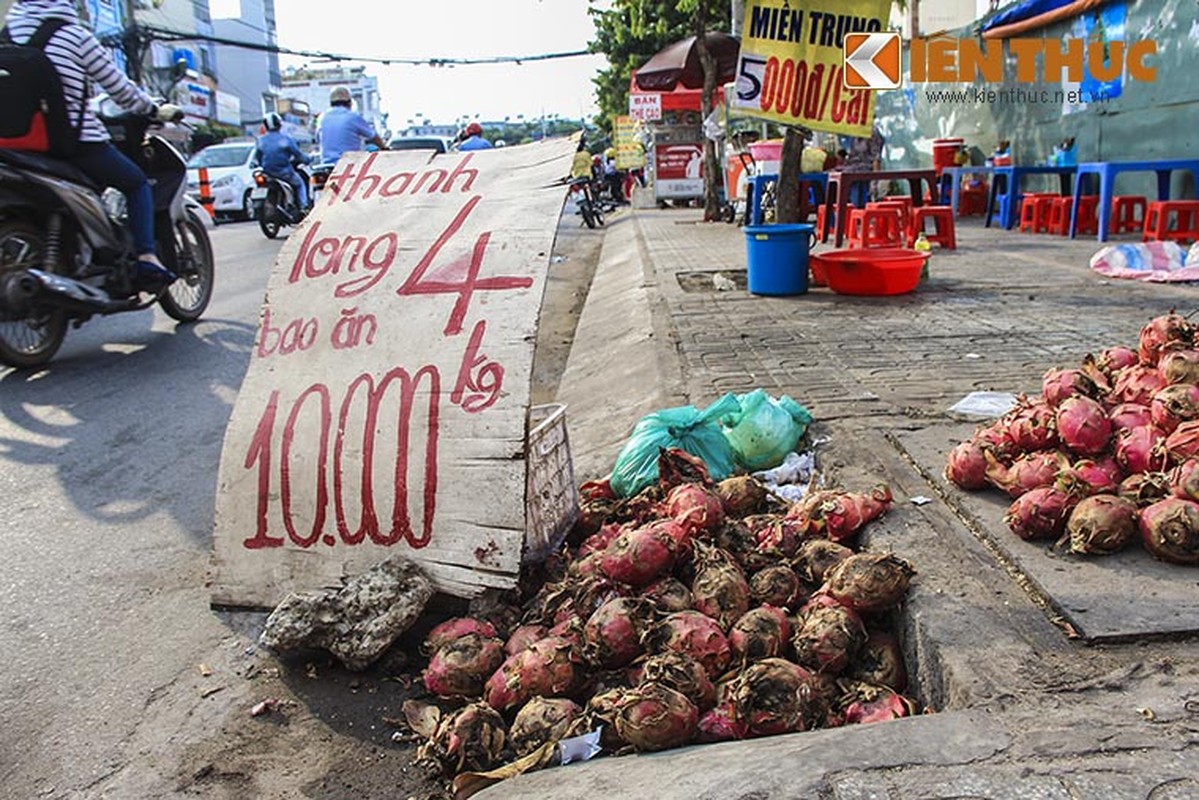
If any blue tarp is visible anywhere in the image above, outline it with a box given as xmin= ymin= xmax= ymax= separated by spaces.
xmin=981 ymin=0 xmax=1076 ymax=32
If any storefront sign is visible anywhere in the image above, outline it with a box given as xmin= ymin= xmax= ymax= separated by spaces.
xmin=629 ymin=92 xmax=663 ymax=121
xmin=654 ymin=142 xmax=704 ymax=198
xmin=210 ymin=140 xmax=576 ymax=607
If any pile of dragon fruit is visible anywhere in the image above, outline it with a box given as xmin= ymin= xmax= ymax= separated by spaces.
xmin=944 ymin=312 xmax=1199 ymax=565
xmin=403 ymin=448 xmax=918 ymax=784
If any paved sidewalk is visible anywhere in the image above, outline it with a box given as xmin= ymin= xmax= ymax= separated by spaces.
xmin=482 ymin=205 xmax=1199 ymax=799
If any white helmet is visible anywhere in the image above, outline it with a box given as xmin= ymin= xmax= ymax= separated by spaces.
xmin=264 ymin=112 xmax=283 ymax=131
xmin=329 ymin=86 xmax=352 ymax=105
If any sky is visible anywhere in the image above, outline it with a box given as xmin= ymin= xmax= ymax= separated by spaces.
xmin=264 ymin=0 xmax=611 ymax=129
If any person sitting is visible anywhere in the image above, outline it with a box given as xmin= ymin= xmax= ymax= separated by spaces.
xmin=254 ymin=112 xmax=311 ymax=210
xmin=456 ymin=122 xmax=493 ymax=151
xmin=318 ymin=86 xmax=387 ymax=165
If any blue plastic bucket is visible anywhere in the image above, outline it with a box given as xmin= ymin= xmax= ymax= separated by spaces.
xmin=744 ymin=223 xmax=816 ymax=296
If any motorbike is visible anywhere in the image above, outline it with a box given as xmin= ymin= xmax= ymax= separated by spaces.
xmin=0 ymin=104 xmax=215 ymax=369
xmin=569 ymin=176 xmax=603 ymax=229
xmin=252 ymin=163 xmax=313 ymax=239
xmin=309 ymin=162 xmax=334 ymax=208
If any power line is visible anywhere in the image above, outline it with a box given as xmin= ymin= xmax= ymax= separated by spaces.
xmin=107 ymin=23 xmax=594 ymax=67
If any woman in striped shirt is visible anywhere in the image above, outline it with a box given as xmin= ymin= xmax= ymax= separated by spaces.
xmin=3 ymin=0 xmax=182 ymax=288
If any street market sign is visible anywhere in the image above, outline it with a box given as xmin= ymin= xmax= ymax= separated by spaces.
xmin=731 ymin=0 xmax=890 ymax=136
xmin=210 ymin=139 xmax=576 ymax=607
xmin=629 ymin=92 xmax=663 ymax=121
xmin=613 ymin=116 xmax=646 ymax=170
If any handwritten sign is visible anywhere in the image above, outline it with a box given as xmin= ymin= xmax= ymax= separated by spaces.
xmin=613 ymin=116 xmax=646 ymax=170
xmin=629 ymin=92 xmax=663 ymax=121
xmin=210 ymin=139 xmax=577 ymax=607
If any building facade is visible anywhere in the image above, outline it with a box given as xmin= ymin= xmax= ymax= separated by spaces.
xmin=211 ymin=0 xmax=281 ymax=129
xmin=280 ymin=65 xmax=389 ymax=145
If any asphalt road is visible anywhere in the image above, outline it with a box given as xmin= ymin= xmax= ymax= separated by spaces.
xmin=0 ymin=219 xmax=284 ymax=799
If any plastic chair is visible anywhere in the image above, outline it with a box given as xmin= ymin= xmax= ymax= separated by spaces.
xmin=911 ymin=205 xmax=957 ymax=249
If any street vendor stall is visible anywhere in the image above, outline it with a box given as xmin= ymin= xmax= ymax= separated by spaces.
xmin=628 ymin=77 xmax=716 ymax=206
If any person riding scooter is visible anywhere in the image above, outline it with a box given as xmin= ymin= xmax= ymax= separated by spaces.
xmin=254 ymin=112 xmax=310 ymax=210
xmin=3 ymin=0 xmax=183 ymax=291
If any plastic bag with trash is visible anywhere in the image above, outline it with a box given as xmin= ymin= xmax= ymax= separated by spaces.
xmin=720 ymin=389 xmax=813 ymax=471
xmin=610 ymin=393 xmax=741 ymax=498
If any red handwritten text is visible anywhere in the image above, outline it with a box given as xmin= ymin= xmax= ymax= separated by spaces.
xmin=326 ymin=152 xmax=478 ymax=204
xmin=257 ymin=306 xmax=318 ymax=358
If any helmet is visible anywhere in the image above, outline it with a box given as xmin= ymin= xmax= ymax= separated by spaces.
xmin=264 ymin=112 xmax=283 ymax=131
xmin=465 ymin=122 xmax=483 ymax=137
xmin=329 ymin=86 xmax=352 ymax=105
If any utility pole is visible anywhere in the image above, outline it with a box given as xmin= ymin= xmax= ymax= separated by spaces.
xmin=121 ymin=0 xmax=143 ymax=84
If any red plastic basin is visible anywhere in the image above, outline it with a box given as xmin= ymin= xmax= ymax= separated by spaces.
xmin=811 ymin=248 xmax=928 ymax=296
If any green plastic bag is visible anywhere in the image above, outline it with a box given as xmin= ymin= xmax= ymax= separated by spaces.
xmin=720 ymin=389 xmax=813 ymax=471
xmin=610 ymin=393 xmax=741 ymax=498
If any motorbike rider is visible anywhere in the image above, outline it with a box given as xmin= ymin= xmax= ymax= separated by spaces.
xmin=318 ymin=86 xmax=387 ymax=165
xmin=456 ymin=122 xmax=493 ymax=152
xmin=254 ymin=112 xmax=311 ymax=210
xmin=2 ymin=0 xmax=184 ymax=291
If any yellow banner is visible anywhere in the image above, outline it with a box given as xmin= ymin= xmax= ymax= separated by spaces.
xmin=613 ymin=116 xmax=646 ymax=170
xmin=731 ymin=0 xmax=891 ymax=137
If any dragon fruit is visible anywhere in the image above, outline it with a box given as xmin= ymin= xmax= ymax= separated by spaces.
xmin=729 ymin=657 xmax=823 ymax=736
xmin=637 ymin=651 xmax=717 ymax=711
xmin=1042 ymin=367 xmax=1101 ymax=407
xmin=1108 ymin=402 xmax=1154 ymax=433
xmin=599 ymin=522 xmax=678 ymax=587
xmin=972 ymin=423 xmax=1018 ymax=461
xmin=1097 ymin=345 xmax=1139 ymax=374
xmin=748 ymin=564 xmax=804 ymax=609
xmin=787 ymin=485 xmax=893 ymax=542
xmin=1002 ymin=398 xmax=1060 ymax=453
xmin=1118 ymin=471 xmax=1172 ymax=508
xmin=1064 ymin=494 xmax=1139 ymax=555
xmin=729 ymin=605 xmax=792 ymax=664
xmin=792 ymin=600 xmax=868 ymax=674
xmin=838 ymin=681 xmax=918 ymax=725
xmin=1138 ymin=312 xmax=1194 ymax=367
xmin=576 ymin=523 xmax=624 ymax=559
xmin=1170 ymin=458 xmax=1199 ymax=502
xmin=985 ymin=450 xmax=1069 ymax=498
xmin=794 ymin=538 xmax=854 ymax=586
xmin=412 ymin=701 xmax=507 ymax=775
xmin=1055 ymin=457 xmax=1122 ymax=497
xmin=1114 ymin=425 xmax=1168 ymax=474
xmin=848 ymin=630 xmax=907 ymax=692
xmin=1165 ymin=420 xmax=1199 ymax=463
xmin=1056 ymin=396 xmax=1112 ymax=456
xmin=482 ymin=636 xmax=581 ymax=712
xmin=503 ymin=624 xmax=549 ymax=657
xmin=509 ymin=697 xmax=582 ymax=756
xmin=715 ymin=475 xmax=767 ymax=517
xmin=423 ymin=634 xmax=506 ymax=699
xmin=1159 ymin=350 xmax=1199 ymax=385
xmin=583 ymin=597 xmax=654 ymax=668
xmin=1110 ymin=365 xmax=1168 ymax=406
xmin=642 ymin=610 xmax=732 ymax=680
xmin=665 ymin=481 xmax=726 ymax=536
xmin=1149 ymin=383 xmax=1199 ymax=434
xmin=1139 ymin=497 xmax=1199 ymax=564
xmin=690 ymin=542 xmax=751 ymax=630
xmin=657 ymin=447 xmax=712 ymax=489
xmin=696 ymin=701 xmax=749 ymax=742
xmin=583 ymin=688 xmax=627 ymax=750
xmin=822 ymin=552 xmax=916 ymax=614
xmin=945 ymin=439 xmax=990 ymax=490
xmin=422 ymin=617 xmax=499 ymax=656
xmin=747 ymin=514 xmax=805 ymax=557
xmin=613 ymin=683 xmax=699 ymax=751
xmin=1004 ymin=486 xmax=1078 ymax=541
xmin=640 ymin=577 xmax=693 ymax=612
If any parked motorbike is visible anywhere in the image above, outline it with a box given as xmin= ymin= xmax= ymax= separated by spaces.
xmin=569 ymin=176 xmax=604 ymax=229
xmin=0 ymin=106 xmax=215 ymax=369
xmin=252 ymin=163 xmax=312 ymax=239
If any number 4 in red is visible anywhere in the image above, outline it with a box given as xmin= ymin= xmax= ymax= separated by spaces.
xmin=396 ymin=195 xmax=533 ymax=336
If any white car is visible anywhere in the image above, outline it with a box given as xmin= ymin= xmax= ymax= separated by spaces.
xmin=186 ymin=141 xmax=259 ymax=221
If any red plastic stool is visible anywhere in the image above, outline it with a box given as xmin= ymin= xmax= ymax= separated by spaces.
xmin=847 ymin=207 xmax=904 ymax=249
xmin=1048 ymin=197 xmax=1074 ymax=235
xmin=959 ymin=185 xmax=988 ymax=216
xmin=817 ymin=205 xmax=836 ymax=241
xmin=869 ymin=200 xmax=913 ymax=246
xmin=1112 ymin=195 xmax=1148 ymax=234
xmin=911 ymin=205 xmax=957 ymax=250
xmin=1075 ymin=195 xmax=1099 ymax=235
xmin=1019 ymin=195 xmax=1055 ymax=233
xmin=1142 ymin=200 xmax=1199 ymax=243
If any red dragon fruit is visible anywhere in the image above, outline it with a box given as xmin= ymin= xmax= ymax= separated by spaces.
xmin=1108 ymin=402 xmax=1154 ymax=433
xmin=583 ymin=597 xmax=655 ymax=668
xmin=690 ymin=542 xmax=751 ymax=630
xmin=503 ymin=624 xmax=549 ymax=657
xmin=729 ymin=658 xmax=823 ymax=736
xmin=576 ymin=522 xmax=625 ymax=559
xmin=838 ymin=681 xmax=918 ymax=725
xmin=1064 ymin=494 xmax=1139 ymax=555
xmin=1115 ymin=425 xmax=1168 ymax=474
xmin=1001 ymin=398 xmax=1060 ymax=453
xmin=794 ymin=539 xmax=854 ymax=586
xmin=985 ymin=450 xmax=1069 ymax=498
xmin=657 ymin=447 xmax=713 ymax=489
xmin=1138 ymin=496 xmax=1199 ymax=564
xmin=1159 ymin=350 xmax=1199 ymax=385
xmin=972 ymin=423 xmax=1018 ymax=461
xmin=509 ymin=697 xmax=582 ymax=756
xmin=696 ymin=701 xmax=748 ymax=742
xmin=1110 ymin=365 xmax=1169 ymax=407
xmin=665 ymin=481 xmax=726 ymax=536
xmin=599 ymin=522 xmax=678 ymax=587
xmin=848 ymin=630 xmax=907 ymax=692
xmin=944 ymin=439 xmax=991 ymax=490
xmin=640 ymin=577 xmax=693 ymax=612
xmin=1118 ymin=471 xmax=1172 ymax=508
xmin=729 ymin=605 xmax=792 ymax=664
xmin=1170 ymin=458 xmax=1199 ymax=501
xmin=748 ymin=564 xmax=804 ymax=609
xmin=412 ymin=701 xmax=507 ymax=776
xmin=1165 ymin=420 xmax=1199 ymax=463
xmin=1042 ymin=367 xmax=1101 ymax=407
xmin=1138 ymin=312 xmax=1194 ymax=367
xmin=422 ymin=617 xmax=499 ymax=656
xmin=747 ymin=514 xmax=805 ymax=557
xmin=1150 ymin=383 xmax=1199 ymax=434
xmin=1004 ymin=486 xmax=1078 ymax=540
xmin=1055 ymin=457 xmax=1122 ymax=497
xmin=792 ymin=600 xmax=867 ymax=675
xmin=821 ymin=552 xmax=916 ymax=614
xmin=1097 ymin=345 xmax=1139 ymax=375
xmin=637 ymin=651 xmax=717 ymax=711
xmin=613 ymin=683 xmax=699 ymax=751
xmin=642 ymin=610 xmax=732 ymax=679
xmin=715 ymin=475 xmax=767 ymax=518
xmin=787 ymin=485 xmax=893 ymax=542
xmin=482 ymin=636 xmax=582 ymax=712
xmin=1056 ymin=396 xmax=1112 ymax=456
xmin=423 ymin=634 xmax=506 ymax=698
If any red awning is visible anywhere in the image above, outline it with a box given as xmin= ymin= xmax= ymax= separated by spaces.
xmin=628 ymin=75 xmax=725 ymax=114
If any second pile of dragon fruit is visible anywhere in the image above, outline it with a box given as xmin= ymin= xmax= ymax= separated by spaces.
xmin=945 ymin=312 xmax=1199 ymax=565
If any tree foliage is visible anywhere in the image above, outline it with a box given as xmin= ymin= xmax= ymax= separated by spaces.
xmin=587 ymin=0 xmax=730 ymax=133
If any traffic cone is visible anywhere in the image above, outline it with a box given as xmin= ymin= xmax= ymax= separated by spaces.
xmin=198 ymin=167 xmax=215 ymax=219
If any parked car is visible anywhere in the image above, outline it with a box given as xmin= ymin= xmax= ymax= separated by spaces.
xmin=386 ymin=136 xmax=451 ymax=154
xmin=186 ymin=141 xmax=259 ymax=221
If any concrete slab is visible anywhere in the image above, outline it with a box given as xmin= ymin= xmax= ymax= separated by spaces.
xmin=894 ymin=422 xmax=1199 ymax=642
